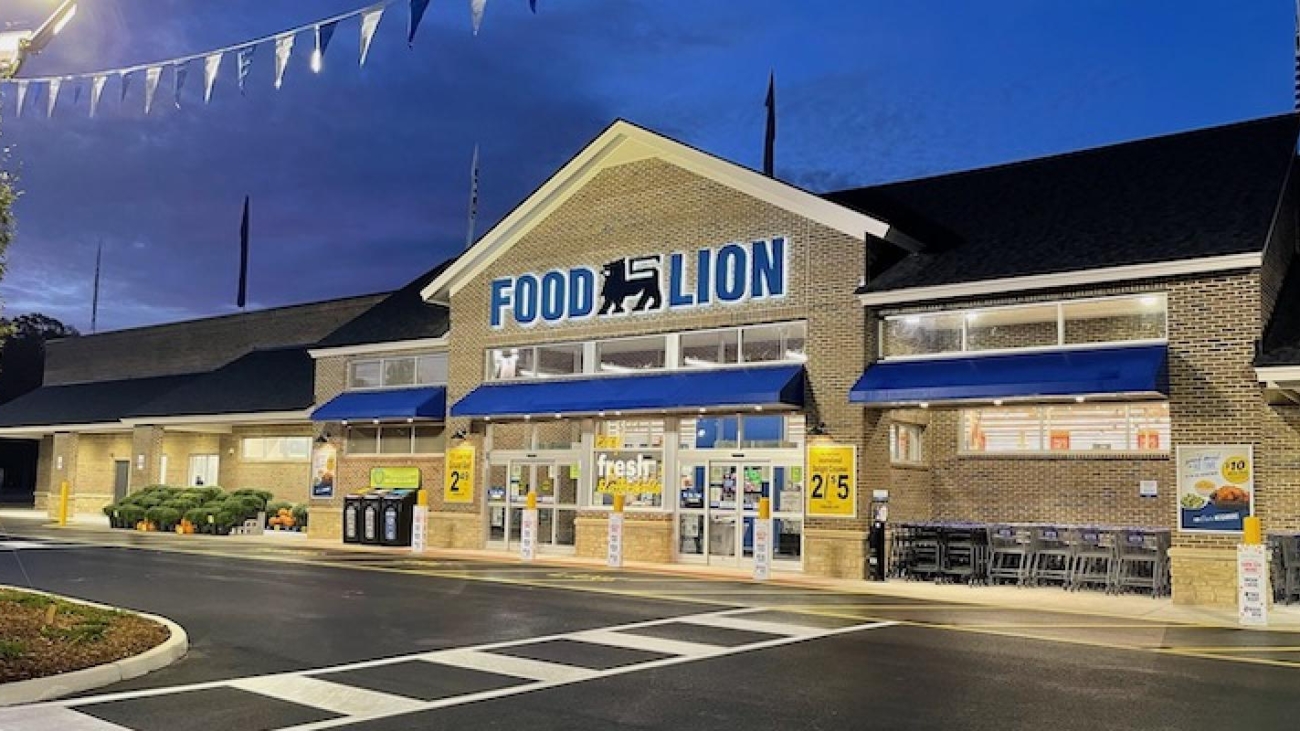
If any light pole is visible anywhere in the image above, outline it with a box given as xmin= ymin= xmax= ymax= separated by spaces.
xmin=0 ymin=1 xmax=78 ymax=80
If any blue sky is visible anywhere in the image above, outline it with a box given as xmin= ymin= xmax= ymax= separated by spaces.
xmin=0 ymin=0 xmax=1293 ymax=331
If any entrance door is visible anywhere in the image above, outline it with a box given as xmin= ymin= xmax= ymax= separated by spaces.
xmin=487 ymin=458 xmax=579 ymax=553
xmin=113 ymin=461 xmax=130 ymax=502
xmin=677 ymin=461 xmax=769 ymax=566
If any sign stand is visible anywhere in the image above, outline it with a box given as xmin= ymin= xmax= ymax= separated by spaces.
xmin=520 ymin=490 xmax=538 ymax=561
xmin=753 ymin=497 xmax=772 ymax=581
xmin=1238 ymin=516 xmax=1269 ymax=626
xmin=411 ymin=489 xmax=428 ymax=554
xmin=608 ymin=494 xmax=625 ymax=568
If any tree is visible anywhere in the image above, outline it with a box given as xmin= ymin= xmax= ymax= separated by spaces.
xmin=0 ymin=313 xmax=78 ymax=405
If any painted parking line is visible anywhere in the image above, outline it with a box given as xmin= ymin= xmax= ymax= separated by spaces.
xmin=0 ymin=539 xmax=78 ymax=551
xmin=0 ymin=609 xmax=897 ymax=731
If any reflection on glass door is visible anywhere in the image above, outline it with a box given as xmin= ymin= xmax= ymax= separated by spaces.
xmin=677 ymin=461 xmax=771 ymax=566
xmin=487 ymin=459 xmax=578 ymax=553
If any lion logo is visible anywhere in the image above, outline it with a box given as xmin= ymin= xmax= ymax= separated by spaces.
xmin=598 ymin=255 xmax=663 ymax=315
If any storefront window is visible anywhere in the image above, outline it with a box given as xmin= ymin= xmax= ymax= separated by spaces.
xmin=882 ymin=313 xmax=963 ymax=357
xmin=535 ymin=343 xmax=584 ymax=377
xmin=963 ymin=402 xmax=1169 ymax=454
xmin=965 ymin=305 xmax=1058 ymax=352
xmin=889 ymin=423 xmax=924 ymax=464
xmin=1062 ymin=295 xmax=1166 ymax=345
xmin=679 ymin=414 xmax=803 ymax=450
xmin=384 ymin=359 xmax=416 ymax=387
xmin=347 ymin=426 xmax=379 ymax=454
xmin=597 ymin=336 xmax=667 ymax=372
xmin=592 ymin=421 xmax=665 ymax=508
xmin=350 ymin=354 xmax=448 ymax=389
xmin=742 ymin=322 xmax=807 ymax=363
xmin=680 ymin=330 xmax=739 ymax=368
xmin=241 ymin=436 xmax=312 ymax=462
xmin=489 ymin=347 xmax=534 ymax=380
xmin=380 ymin=426 xmax=414 ymax=454
xmin=347 ymin=425 xmax=445 ymax=455
xmin=349 ymin=361 xmax=382 ymax=389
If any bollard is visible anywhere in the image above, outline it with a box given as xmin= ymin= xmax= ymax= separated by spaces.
xmin=58 ymin=481 xmax=70 ymax=527
xmin=608 ymin=494 xmax=625 ymax=568
xmin=753 ymin=497 xmax=772 ymax=581
xmin=520 ymin=490 xmax=538 ymax=561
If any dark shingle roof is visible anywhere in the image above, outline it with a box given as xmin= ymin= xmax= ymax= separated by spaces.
xmin=126 ymin=347 xmax=315 ymax=418
xmin=0 ymin=374 xmax=197 ymax=428
xmin=314 ymin=259 xmax=455 ymax=349
xmin=826 ymin=114 xmax=1300 ymax=296
xmin=1259 ymin=257 xmax=1300 ymax=367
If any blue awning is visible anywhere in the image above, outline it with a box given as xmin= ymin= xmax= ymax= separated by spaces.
xmin=849 ymin=345 xmax=1168 ymax=406
xmin=311 ymin=386 xmax=447 ymax=422
xmin=452 ymin=365 xmax=804 ymax=418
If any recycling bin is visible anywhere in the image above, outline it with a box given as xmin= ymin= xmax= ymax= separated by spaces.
xmin=381 ymin=489 xmax=419 ymax=547
xmin=342 ymin=493 xmax=365 ymax=544
xmin=361 ymin=492 xmax=385 ymax=545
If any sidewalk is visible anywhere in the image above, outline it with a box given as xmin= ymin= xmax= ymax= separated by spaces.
xmin=10 ymin=509 xmax=1300 ymax=631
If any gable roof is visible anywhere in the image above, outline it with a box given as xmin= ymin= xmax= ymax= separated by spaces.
xmin=125 ymin=347 xmax=315 ymax=420
xmin=420 ymin=119 xmax=901 ymax=304
xmin=314 ymin=259 xmax=454 ymax=351
xmin=0 ymin=373 xmax=197 ymax=430
xmin=827 ymin=113 xmax=1300 ymax=304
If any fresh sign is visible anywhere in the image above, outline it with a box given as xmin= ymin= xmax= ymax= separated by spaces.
xmin=489 ymin=237 xmax=788 ymax=328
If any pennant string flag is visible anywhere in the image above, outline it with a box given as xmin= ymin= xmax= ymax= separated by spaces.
xmin=143 ymin=66 xmax=162 ymax=114
xmin=471 ymin=0 xmax=487 ymax=35
xmin=530 ymin=0 xmax=537 ymax=13
xmin=204 ymin=52 xmax=223 ymax=103
xmin=274 ymin=34 xmax=295 ymax=89
xmin=360 ymin=8 xmax=384 ymax=66
xmin=409 ymin=0 xmax=432 ymax=46
xmin=120 ymin=71 xmax=132 ymax=104
xmin=89 ymin=75 xmax=106 ymax=117
xmin=237 ymin=45 xmax=256 ymax=95
xmin=15 ymin=81 xmax=28 ymax=118
xmin=72 ymin=79 xmax=83 ymax=106
xmin=173 ymin=62 xmax=189 ymax=109
xmin=47 ymin=78 xmax=61 ymax=118
xmin=313 ymin=22 xmax=338 ymax=73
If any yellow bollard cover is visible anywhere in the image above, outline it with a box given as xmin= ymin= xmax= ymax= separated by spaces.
xmin=612 ymin=493 xmax=625 ymax=513
xmin=1243 ymin=515 xmax=1262 ymax=545
xmin=526 ymin=490 xmax=537 ymax=510
xmin=758 ymin=496 xmax=771 ymax=520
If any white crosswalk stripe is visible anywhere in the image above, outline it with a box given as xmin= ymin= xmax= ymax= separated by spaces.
xmin=0 ymin=541 xmax=72 ymax=551
xmin=0 ymin=609 xmax=897 ymax=731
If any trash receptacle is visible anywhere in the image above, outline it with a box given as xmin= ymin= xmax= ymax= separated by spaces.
xmin=361 ymin=491 xmax=385 ymax=545
xmin=381 ymin=489 xmax=418 ymax=547
xmin=342 ymin=492 xmax=365 ymax=544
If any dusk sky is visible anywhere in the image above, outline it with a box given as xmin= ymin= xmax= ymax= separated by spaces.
xmin=0 ymin=0 xmax=1293 ymax=333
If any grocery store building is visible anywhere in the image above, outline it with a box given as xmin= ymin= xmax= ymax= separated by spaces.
xmin=5 ymin=113 xmax=1300 ymax=606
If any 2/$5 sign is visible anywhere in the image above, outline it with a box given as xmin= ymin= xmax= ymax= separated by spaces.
xmin=489 ymin=237 xmax=789 ymax=328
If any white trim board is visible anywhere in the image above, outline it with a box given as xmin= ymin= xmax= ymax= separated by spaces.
xmin=119 ymin=410 xmax=313 ymax=427
xmin=308 ymin=336 xmax=449 ymax=359
xmin=859 ymin=252 xmax=1263 ymax=307
xmin=421 ymin=119 xmax=897 ymax=304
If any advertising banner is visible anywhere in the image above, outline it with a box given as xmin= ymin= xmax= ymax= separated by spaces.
xmin=806 ymin=444 xmax=856 ymax=517
xmin=1237 ymin=544 xmax=1269 ymax=626
xmin=595 ymin=452 xmax=663 ymax=495
xmin=310 ymin=442 xmax=336 ymax=499
xmin=444 ymin=446 xmax=476 ymax=503
xmin=370 ymin=467 xmax=421 ymax=490
xmin=1176 ymin=445 xmax=1254 ymax=533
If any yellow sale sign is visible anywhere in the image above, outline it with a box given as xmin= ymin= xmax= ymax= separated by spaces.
xmin=444 ymin=446 xmax=476 ymax=504
xmin=806 ymin=444 xmax=856 ymax=517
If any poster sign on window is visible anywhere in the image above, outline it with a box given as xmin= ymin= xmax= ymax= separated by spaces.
xmin=1176 ymin=445 xmax=1253 ymax=533
xmin=444 ymin=446 xmax=476 ymax=504
xmin=806 ymin=444 xmax=856 ymax=517
xmin=310 ymin=442 xmax=336 ymax=499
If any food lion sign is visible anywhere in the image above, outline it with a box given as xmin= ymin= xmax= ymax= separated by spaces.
xmin=490 ymin=237 xmax=789 ymax=329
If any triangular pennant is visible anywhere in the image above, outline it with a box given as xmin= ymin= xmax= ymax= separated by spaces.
xmin=359 ymin=8 xmax=384 ymax=66
xmin=409 ymin=0 xmax=432 ymax=46
xmin=471 ymin=0 xmax=487 ymax=35
xmin=15 ymin=81 xmax=27 ymax=118
xmin=173 ymin=62 xmax=189 ymax=108
xmin=203 ymin=52 xmax=222 ymax=103
xmin=46 ymin=78 xmax=61 ymax=118
xmin=143 ymin=66 xmax=162 ymax=114
xmin=312 ymin=21 xmax=337 ymax=73
xmin=274 ymin=33 xmax=295 ymax=89
xmin=90 ymin=75 xmax=107 ymax=117
xmin=529 ymin=0 xmax=537 ymax=12
xmin=237 ymin=45 xmax=256 ymax=95
xmin=119 ymin=71 xmax=133 ymax=104
xmin=72 ymin=79 xmax=83 ymax=105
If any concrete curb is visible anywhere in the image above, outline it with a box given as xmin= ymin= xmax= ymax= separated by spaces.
xmin=0 ymin=587 xmax=188 ymax=707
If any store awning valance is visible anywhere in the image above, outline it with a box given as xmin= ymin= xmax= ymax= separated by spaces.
xmin=451 ymin=364 xmax=805 ymax=418
xmin=311 ymin=386 xmax=447 ymax=422
xmin=849 ymin=344 xmax=1168 ymax=406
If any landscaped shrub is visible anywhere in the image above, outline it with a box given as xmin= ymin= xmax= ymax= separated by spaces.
xmin=144 ymin=506 xmax=181 ymax=531
xmin=229 ymin=489 xmax=273 ymax=510
xmin=117 ymin=505 xmax=146 ymax=528
xmin=196 ymin=487 xmax=224 ymax=503
xmin=291 ymin=504 xmax=309 ymax=528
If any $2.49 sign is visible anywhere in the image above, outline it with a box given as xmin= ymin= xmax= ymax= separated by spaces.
xmin=444 ymin=445 xmax=476 ymax=504
xmin=806 ymin=443 xmax=856 ymax=517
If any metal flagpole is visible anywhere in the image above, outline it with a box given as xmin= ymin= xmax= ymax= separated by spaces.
xmin=763 ymin=70 xmax=776 ymax=177
xmin=90 ymin=239 xmax=102 ymax=333
xmin=237 ymin=196 xmax=250 ymax=309
xmin=466 ymin=143 xmax=480 ymax=249
xmin=1294 ymin=0 xmax=1299 ymax=110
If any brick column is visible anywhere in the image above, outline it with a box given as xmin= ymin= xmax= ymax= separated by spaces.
xmin=46 ymin=432 xmax=79 ymax=518
xmin=130 ymin=425 xmax=164 ymax=490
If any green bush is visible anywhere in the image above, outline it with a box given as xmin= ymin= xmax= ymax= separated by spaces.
xmin=196 ymin=487 xmax=224 ymax=503
xmin=230 ymin=489 xmax=273 ymax=509
xmin=291 ymin=504 xmax=309 ymax=526
xmin=222 ymin=496 xmax=263 ymax=521
xmin=144 ymin=506 xmax=181 ymax=530
xmin=182 ymin=508 xmax=207 ymax=527
xmin=117 ymin=505 xmax=145 ymax=527
xmin=214 ymin=508 xmax=241 ymax=534
xmin=266 ymin=500 xmax=292 ymax=515
xmin=164 ymin=495 xmax=202 ymax=512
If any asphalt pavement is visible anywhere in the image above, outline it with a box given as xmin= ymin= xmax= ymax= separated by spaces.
xmin=0 ymin=524 xmax=1298 ymax=730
